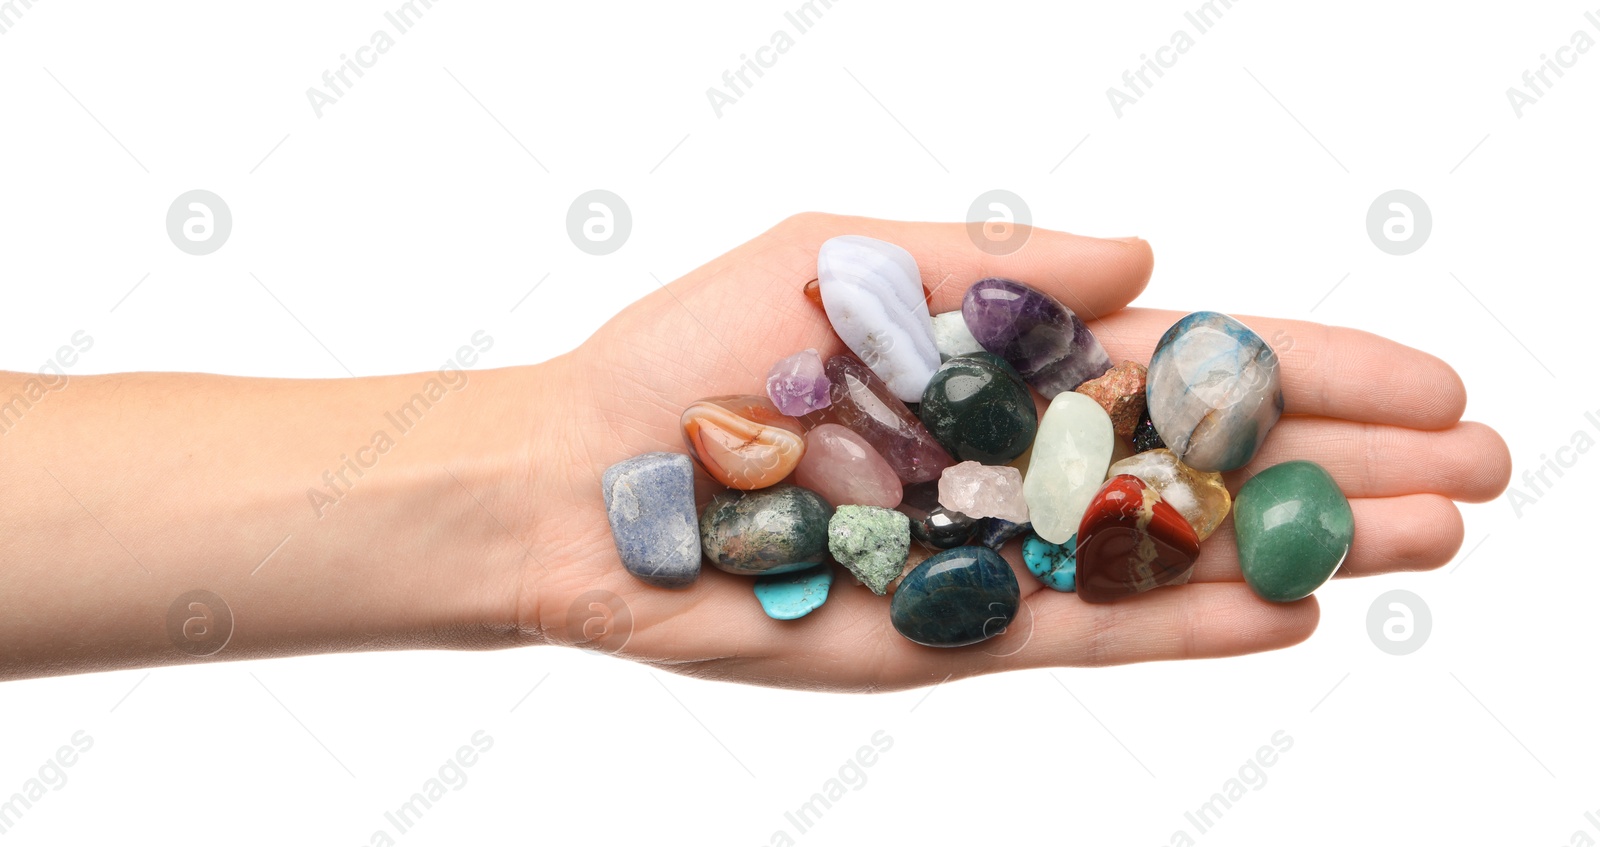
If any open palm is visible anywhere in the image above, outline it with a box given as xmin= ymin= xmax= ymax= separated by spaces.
xmin=526 ymin=213 xmax=1510 ymax=692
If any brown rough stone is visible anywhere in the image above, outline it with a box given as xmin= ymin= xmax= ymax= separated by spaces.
xmin=1074 ymin=360 xmax=1148 ymax=440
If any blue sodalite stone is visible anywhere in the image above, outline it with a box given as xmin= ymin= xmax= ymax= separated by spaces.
xmin=1022 ymin=532 xmax=1077 ymax=592
xmin=890 ymin=546 xmax=1020 ymax=647
xmin=1146 ymin=311 xmax=1283 ymax=473
xmin=753 ymin=564 xmax=834 ymax=620
xmin=976 ymin=517 xmax=1032 ymax=550
xmin=601 ymin=452 xmax=701 ymax=589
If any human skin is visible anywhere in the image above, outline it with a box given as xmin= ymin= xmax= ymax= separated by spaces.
xmin=0 ymin=214 xmax=1511 ymax=688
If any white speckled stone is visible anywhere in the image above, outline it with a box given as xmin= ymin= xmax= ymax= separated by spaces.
xmin=931 ymin=311 xmax=985 ymax=362
xmin=817 ymin=235 xmax=939 ymax=402
xmin=1023 ymin=393 xmax=1114 ymax=544
xmin=939 ymin=461 xmax=1029 ymax=524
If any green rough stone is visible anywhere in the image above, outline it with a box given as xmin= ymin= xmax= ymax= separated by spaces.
xmin=918 ymin=352 xmax=1039 ymax=464
xmin=699 ymin=484 xmax=832 ymax=576
xmin=827 ymin=505 xmax=911 ymax=594
xmin=1234 ymin=460 xmax=1353 ymax=602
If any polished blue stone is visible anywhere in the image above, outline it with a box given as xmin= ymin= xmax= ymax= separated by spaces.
xmin=976 ymin=517 xmax=1032 ymax=550
xmin=753 ymin=564 xmax=834 ymax=620
xmin=890 ymin=546 xmax=1020 ymax=647
xmin=1146 ymin=311 xmax=1283 ymax=473
xmin=1022 ymin=532 xmax=1077 ymax=592
xmin=601 ymin=452 xmax=701 ymax=589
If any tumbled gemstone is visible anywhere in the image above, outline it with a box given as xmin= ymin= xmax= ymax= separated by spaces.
xmin=1234 ymin=460 xmax=1353 ymax=602
xmin=898 ymin=480 xmax=978 ymax=550
xmin=1075 ymin=474 xmax=1201 ymax=603
xmin=818 ymin=355 xmax=954 ymax=485
xmin=601 ymin=452 xmax=701 ymax=589
xmin=699 ymin=484 xmax=832 ymax=576
xmin=827 ymin=505 xmax=911 ymax=595
xmin=932 ymin=310 xmax=986 ymax=362
xmin=754 ymin=564 xmax=834 ymax=620
xmin=890 ymin=546 xmax=1021 ymax=647
xmin=961 ymin=277 xmax=1113 ymax=397
xmin=1022 ymin=532 xmax=1077 ymax=592
xmin=793 ymin=423 xmax=903 ymax=509
xmin=1074 ymin=360 xmax=1148 ymax=440
xmin=1146 ymin=311 xmax=1283 ymax=472
xmin=681 ymin=395 xmax=806 ymax=489
xmin=817 ymin=235 xmax=940 ymax=402
xmin=1107 ymin=448 xmax=1231 ymax=541
xmin=939 ymin=461 xmax=1029 ymax=524
xmin=806 ymin=277 xmax=936 ymax=308
xmin=766 ymin=348 xmax=832 ymax=416
xmin=1023 ymin=392 xmax=1114 ymax=544
xmin=976 ymin=517 xmax=1032 ymax=550
xmin=918 ymin=352 xmax=1038 ymax=464
xmin=1131 ymin=411 xmax=1166 ymax=453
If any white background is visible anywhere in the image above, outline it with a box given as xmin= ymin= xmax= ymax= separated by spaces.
xmin=1 ymin=1 xmax=1595 ymax=844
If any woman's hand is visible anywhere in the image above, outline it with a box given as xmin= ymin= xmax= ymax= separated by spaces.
xmin=521 ymin=213 xmax=1513 ymax=692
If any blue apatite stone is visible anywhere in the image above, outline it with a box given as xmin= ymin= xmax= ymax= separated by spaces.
xmin=753 ymin=564 xmax=834 ymax=620
xmin=890 ymin=546 xmax=1020 ymax=648
xmin=1022 ymin=532 xmax=1077 ymax=592
xmin=1145 ymin=311 xmax=1283 ymax=473
xmin=601 ymin=452 xmax=701 ymax=589
xmin=977 ymin=517 xmax=1032 ymax=550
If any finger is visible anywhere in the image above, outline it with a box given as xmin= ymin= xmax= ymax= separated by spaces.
xmin=1190 ymin=494 xmax=1464 ymax=582
xmin=998 ymin=583 xmax=1318 ymax=670
xmin=1089 ymin=309 xmax=1469 ymax=430
xmin=764 ymin=213 xmax=1155 ymax=319
xmin=1234 ymin=418 xmax=1511 ymax=501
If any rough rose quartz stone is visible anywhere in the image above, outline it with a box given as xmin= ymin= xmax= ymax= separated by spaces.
xmin=766 ymin=348 xmax=832 ymax=416
xmin=962 ymin=277 xmax=1113 ymax=398
xmin=818 ymin=355 xmax=954 ymax=485
xmin=681 ymin=395 xmax=806 ymax=490
xmin=794 ymin=424 xmax=903 ymax=509
xmin=938 ymin=461 xmax=1029 ymax=524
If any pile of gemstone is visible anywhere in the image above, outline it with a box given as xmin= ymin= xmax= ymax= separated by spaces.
xmin=601 ymin=235 xmax=1354 ymax=648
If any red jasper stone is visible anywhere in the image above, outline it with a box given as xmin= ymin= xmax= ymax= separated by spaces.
xmin=1075 ymin=474 xmax=1201 ymax=603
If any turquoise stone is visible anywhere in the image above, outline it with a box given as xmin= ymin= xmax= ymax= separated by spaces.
xmin=754 ymin=564 xmax=834 ymax=620
xmin=1146 ymin=311 xmax=1283 ymax=472
xmin=699 ymin=484 xmax=832 ymax=576
xmin=1234 ymin=460 xmax=1353 ymax=602
xmin=891 ymin=546 xmax=1020 ymax=647
xmin=918 ymin=352 xmax=1038 ymax=464
xmin=1022 ymin=533 xmax=1077 ymax=592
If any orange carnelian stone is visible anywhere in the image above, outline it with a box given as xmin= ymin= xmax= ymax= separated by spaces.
xmin=681 ymin=395 xmax=806 ymax=490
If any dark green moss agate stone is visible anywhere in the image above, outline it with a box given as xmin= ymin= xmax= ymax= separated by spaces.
xmin=890 ymin=545 xmax=1020 ymax=647
xmin=699 ymin=484 xmax=832 ymax=576
xmin=918 ymin=352 xmax=1038 ymax=464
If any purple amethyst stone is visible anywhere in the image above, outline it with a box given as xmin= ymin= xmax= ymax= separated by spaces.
xmin=766 ymin=348 xmax=832 ymax=416
xmin=961 ymin=277 xmax=1113 ymax=397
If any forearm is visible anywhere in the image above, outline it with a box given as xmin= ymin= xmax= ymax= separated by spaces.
xmin=0 ymin=357 xmax=570 ymax=680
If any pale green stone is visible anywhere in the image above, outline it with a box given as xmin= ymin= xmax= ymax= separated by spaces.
xmin=827 ymin=505 xmax=910 ymax=594
xmin=1023 ymin=392 xmax=1114 ymax=543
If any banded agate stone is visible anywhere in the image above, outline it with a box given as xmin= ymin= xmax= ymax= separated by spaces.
xmin=681 ymin=395 xmax=806 ymax=490
xmin=961 ymin=277 xmax=1112 ymax=397
xmin=1075 ymin=474 xmax=1201 ymax=603
xmin=1146 ymin=311 xmax=1283 ymax=473
xmin=817 ymin=236 xmax=940 ymax=403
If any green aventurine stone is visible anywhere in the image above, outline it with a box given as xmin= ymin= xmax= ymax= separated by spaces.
xmin=918 ymin=352 xmax=1038 ymax=464
xmin=1234 ymin=461 xmax=1353 ymax=602
xmin=827 ymin=505 xmax=911 ymax=595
